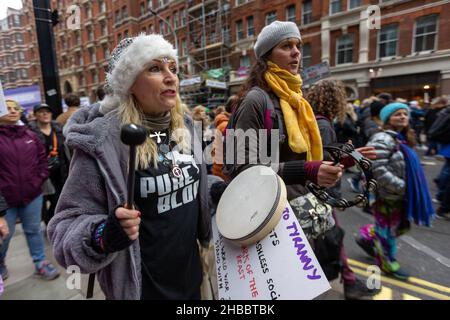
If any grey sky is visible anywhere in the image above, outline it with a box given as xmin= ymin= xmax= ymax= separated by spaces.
xmin=0 ymin=0 xmax=23 ymax=20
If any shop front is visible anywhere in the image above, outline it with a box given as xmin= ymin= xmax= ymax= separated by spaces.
xmin=371 ymin=71 xmax=440 ymax=102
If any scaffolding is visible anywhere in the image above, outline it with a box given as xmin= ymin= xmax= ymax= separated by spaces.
xmin=181 ymin=0 xmax=231 ymax=108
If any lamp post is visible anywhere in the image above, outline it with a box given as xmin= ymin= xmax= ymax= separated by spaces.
xmin=149 ymin=9 xmax=178 ymax=52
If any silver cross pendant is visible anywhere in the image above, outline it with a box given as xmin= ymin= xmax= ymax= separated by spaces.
xmin=149 ymin=131 xmax=167 ymax=144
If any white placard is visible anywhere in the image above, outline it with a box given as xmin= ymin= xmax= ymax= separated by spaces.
xmin=0 ymin=80 xmax=7 ymax=117
xmin=212 ymin=204 xmax=331 ymax=300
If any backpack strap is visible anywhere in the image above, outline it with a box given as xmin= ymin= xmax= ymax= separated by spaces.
xmin=250 ymin=87 xmax=286 ymax=144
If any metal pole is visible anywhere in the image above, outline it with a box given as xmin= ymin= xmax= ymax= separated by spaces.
xmin=33 ymin=0 xmax=62 ymax=117
xmin=149 ymin=9 xmax=178 ymax=52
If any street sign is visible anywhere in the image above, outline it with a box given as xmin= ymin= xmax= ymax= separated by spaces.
xmin=0 ymin=80 xmax=7 ymax=117
xmin=205 ymin=79 xmax=227 ymax=89
xmin=180 ymin=76 xmax=202 ymax=87
xmin=212 ymin=204 xmax=330 ymax=300
xmin=301 ymin=62 xmax=331 ymax=86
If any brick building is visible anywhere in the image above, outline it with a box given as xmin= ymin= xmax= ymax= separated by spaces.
xmin=227 ymin=0 xmax=450 ymax=101
xmin=48 ymin=0 xmax=113 ymax=102
xmin=3 ymin=0 xmax=449 ymax=108
xmin=0 ymin=7 xmax=37 ymax=90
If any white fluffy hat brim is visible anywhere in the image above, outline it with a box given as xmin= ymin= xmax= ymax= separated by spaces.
xmin=100 ymin=34 xmax=178 ymax=114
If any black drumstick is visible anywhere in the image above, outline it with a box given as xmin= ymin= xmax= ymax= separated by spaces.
xmin=120 ymin=124 xmax=148 ymax=209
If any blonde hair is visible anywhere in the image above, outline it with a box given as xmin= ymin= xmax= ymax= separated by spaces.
xmin=118 ymin=94 xmax=191 ymax=169
xmin=5 ymin=99 xmax=22 ymax=112
xmin=345 ymin=103 xmax=358 ymax=122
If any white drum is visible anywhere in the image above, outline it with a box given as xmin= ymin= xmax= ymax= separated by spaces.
xmin=216 ymin=165 xmax=287 ymax=246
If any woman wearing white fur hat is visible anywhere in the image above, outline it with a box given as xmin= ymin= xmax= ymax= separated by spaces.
xmin=47 ymin=34 xmax=211 ymax=300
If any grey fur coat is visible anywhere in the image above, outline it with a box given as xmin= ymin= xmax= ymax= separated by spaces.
xmin=47 ymin=103 xmax=211 ymax=300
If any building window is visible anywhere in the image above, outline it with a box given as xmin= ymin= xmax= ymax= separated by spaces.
xmin=85 ymin=5 xmax=92 ymax=19
xmin=92 ymin=70 xmax=98 ymax=83
xmin=286 ymin=5 xmax=296 ymax=23
xmin=336 ymin=34 xmax=353 ymax=64
xmin=236 ymin=20 xmax=244 ymax=41
xmin=140 ymin=2 xmax=145 ymax=16
xmin=159 ymin=20 xmax=164 ymax=34
xmin=181 ymin=9 xmax=186 ymax=26
xmin=148 ymin=0 xmax=153 ymax=10
xmin=19 ymin=51 xmax=25 ymax=61
xmin=149 ymin=25 xmax=154 ymax=33
xmin=90 ymin=48 xmax=96 ymax=63
xmin=99 ymin=1 xmax=106 ymax=13
xmin=222 ymin=26 xmax=230 ymax=44
xmin=88 ymin=27 xmax=94 ymax=41
xmin=236 ymin=0 xmax=247 ymax=5
xmin=247 ymin=16 xmax=254 ymax=37
xmin=13 ymin=15 xmax=20 ymax=26
xmin=348 ymin=0 xmax=361 ymax=9
xmin=122 ymin=6 xmax=128 ymax=19
xmin=174 ymin=11 xmax=178 ymax=29
xmin=158 ymin=0 xmax=169 ymax=7
xmin=124 ymin=30 xmax=129 ymax=38
xmin=79 ymin=74 xmax=85 ymax=86
xmin=101 ymin=22 xmax=107 ymax=36
xmin=302 ymin=43 xmax=312 ymax=68
xmin=181 ymin=38 xmax=187 ymax=56
xmin=9 ymin=72 xmax=16 ymax=82
xmin=414 ymin=15 xmax=438 ymax=52
xmin=378 ymin=24 xmax=398 ymax=58
xmin=103 ymin=45 xmax=109 ymax=59
xmin=4 ymin=37 xmax=11 ymax=49
xmin=115 ymin=10 xmax=120 ymax=23
xmin=240 ymin=55 xmax=250 ymax=67
xmin=78 ymin=53 xmax=84 ymax=66
xmin=15 ymin=33 xmax=23 ymax=44
xmin=330 ymin=0 xmax=341 ymax=15
xmin=266 ymin=11 xmax=277 ymax=25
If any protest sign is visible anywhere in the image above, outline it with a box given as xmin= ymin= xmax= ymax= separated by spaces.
xmin=212 ymin=204 xmax=330 ymax=300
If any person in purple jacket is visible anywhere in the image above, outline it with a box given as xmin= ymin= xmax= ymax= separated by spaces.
xmin=0 ymin=99 xmax=59 ymax=281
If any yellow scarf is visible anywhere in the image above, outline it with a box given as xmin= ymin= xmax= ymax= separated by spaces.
xmin=264 ymin=61 xmax=323 ymax=161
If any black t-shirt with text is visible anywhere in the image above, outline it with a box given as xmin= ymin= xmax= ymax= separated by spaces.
xmin=135 ymin=149 xmax=202 ymax=300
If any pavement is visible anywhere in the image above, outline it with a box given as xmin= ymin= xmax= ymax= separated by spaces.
xmin=0 ymin=223 xmax=104 ymax=300
xmin=1 ymin=144 xmax=449 ymax=300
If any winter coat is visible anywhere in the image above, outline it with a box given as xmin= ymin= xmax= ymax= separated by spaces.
xmin=334 ymin=114 xmax=358 ymax=144
xmin=56 ymin=106 xmax=80 ymax=128
xmin=28 ymin=120 xmax=69 ymax=183
xmin=212 ymin=113 xmax=229 ymax=165
xmin=0 ymin=125 xmax=48 ymax=207
xmin=47 ymin=103 xmax=211 ymax=300
xmin=222 ymin=87 xmax=311 ymax=201
xmin=367 ymin=130 xmax=405 ymax=200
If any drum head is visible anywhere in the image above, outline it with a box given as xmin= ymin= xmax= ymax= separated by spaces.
xmin=216 ymin=166 xmax=287 ymax=245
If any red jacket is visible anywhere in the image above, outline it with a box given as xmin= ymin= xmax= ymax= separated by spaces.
xmin=0 ymin=125 xmax=49 ymax=207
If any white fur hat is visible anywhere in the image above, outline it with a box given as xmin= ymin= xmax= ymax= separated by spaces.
xmin=100 ymin=33 xmax=178 ymax=114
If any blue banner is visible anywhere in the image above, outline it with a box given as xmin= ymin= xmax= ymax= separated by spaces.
xmin=4 ymin=85 xmax=42 ymax=113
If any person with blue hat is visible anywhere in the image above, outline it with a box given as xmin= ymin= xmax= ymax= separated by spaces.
xmin=356 ymin=102 xmax=435 ymax=280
